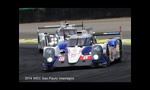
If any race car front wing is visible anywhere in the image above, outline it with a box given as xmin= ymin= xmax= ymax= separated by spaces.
xmin=42 ymin=54 xmax=107 ymax=68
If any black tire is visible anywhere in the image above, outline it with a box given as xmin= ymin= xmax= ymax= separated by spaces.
xmin=38 ymin=36 xmax=43 ymax=53
xmin=116 ymin=40 xmax=122 ymax=62
xmin=39 ymin=49 xmax=43 ymax=53
xmin=100 ymin=45 xmax=110 ymax=68
xmin=43 ymin=66 xmax=54 ymax=72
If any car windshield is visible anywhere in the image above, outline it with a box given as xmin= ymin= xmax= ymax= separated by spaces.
xmin=67 ymin=39 xmax=78 ymax=47
xmin=58 ymin=30 xmax=77 ymax=36
xmin=67 ymin=38 xmax=91 ymax=47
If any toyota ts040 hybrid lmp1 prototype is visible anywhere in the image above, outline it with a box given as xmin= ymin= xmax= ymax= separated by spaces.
xmin=37 ymin=22 xmax=83 ymax=53
xmin=42 ymin=26 xmax=123 ymax=71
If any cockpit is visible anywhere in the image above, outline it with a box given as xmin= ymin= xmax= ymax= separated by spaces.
xmin=58 ymin=30 xmax=77 ymax=36
xmin=67 ymin=37 xmax=92 ymax=47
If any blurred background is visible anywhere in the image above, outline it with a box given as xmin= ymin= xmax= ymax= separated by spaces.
xmin=19 ymin=8 xmax=131 ymax=23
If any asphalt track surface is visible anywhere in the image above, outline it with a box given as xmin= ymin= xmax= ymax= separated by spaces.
xmin=19 ymin=44 xmax=131 ymax=82
xmin=19 ymin=17 xmax=131 ymax=82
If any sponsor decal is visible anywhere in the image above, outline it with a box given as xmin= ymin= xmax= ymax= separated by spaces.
xmin=70 ymin=49 xmax=77 ymax=58
xmin=80 ymin=56 xmax=92 ymax=60
xmin=59 ymin=56 xmax=65 ymax=61
xmin=71 ymin=54 xmax=76 ymax=58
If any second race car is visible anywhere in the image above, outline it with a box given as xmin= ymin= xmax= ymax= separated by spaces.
xmin=37 ymin=22 xmax=83 ymax=53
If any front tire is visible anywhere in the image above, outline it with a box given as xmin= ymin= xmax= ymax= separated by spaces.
xmin=43 ymin=66 xmax=54 ymax=72
xmin=38 ymin=49 xmax=43 ymax=53
xmin=100 ymin=45 xmax=110 ymax=68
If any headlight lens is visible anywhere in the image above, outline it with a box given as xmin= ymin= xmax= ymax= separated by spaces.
xmin=93 ymin=54 xmax=99 ymax=60
xmin=49 ymin=42 xmax=54 ymax=46
xmin=54 ymin=42 xmax=57 ymax=44
xmin=44 ymin=48 xmax=55 ymax=59
xmin=51 ymin=38 xmax=54 ymax=41
xmin=93 ymin=46 xmax=101 ymax=52
xmin=47 ymin=57 xmax=53 ymax=62
xmin=46 ymin=49 xmax=52 ymax=54
xmin=54 ymin=38 xmax=57 ymax=41
xmin=92 ymin=45 xmax=103 ymax=60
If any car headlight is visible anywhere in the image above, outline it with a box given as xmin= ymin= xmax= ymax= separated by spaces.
xmin=44 ymin=48 xmax=55 ymax=59
xmin=54 ymin=42 xmax=57 ymax=44
xmin=54 ymin=38 xmax=57 ymax=41
xmin=47 ymin=57 xmax=53 ymax=62
xmin=46 ymin=48 xmax=52 ymax=54
xmin=93 ymin=54 xmax=99 ymax=60
xmin=51 ymin=38 xmax=54 ymax=41
xmin=92 ymin=45 xmax=103 ymax=60
xmin=49 ymin=42 xmax=54 ymax=46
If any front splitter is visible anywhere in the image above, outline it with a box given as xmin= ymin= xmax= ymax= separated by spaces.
xmin=54 ymin=59 xmax=92 ymax=67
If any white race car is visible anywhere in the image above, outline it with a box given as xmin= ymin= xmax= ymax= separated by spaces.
xmin=42 ymin=27 xmax=123 ymax=71
xmin=37 ymin=22 xmax=83 ymax=53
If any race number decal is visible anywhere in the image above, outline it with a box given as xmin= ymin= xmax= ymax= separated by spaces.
xmin=59 ymin=56 xmax=65 ymax=61
xmin=80 ymin=56 xmax=92 ymax=60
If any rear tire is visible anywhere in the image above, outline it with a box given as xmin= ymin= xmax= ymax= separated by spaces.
xmin=39 ymin=49 xmax=43 ymax=53
xmin=38 ymin=36 xmax=43 ymax=53
xmin=116 ymin=40 xmax=122 ymax=62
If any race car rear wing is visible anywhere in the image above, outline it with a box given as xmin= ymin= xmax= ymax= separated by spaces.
xmin=37 ymin=22 xmax=83 ymax=33
xmin=37 ymin=24 xmax=83 ymax=29
xmin=71 ymin=24 xmax=83 ymax=28
xmin=38 ymin=25 xmax=60 ymax=29
xmin=93 ymin=26 xmax=122 ymax=39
